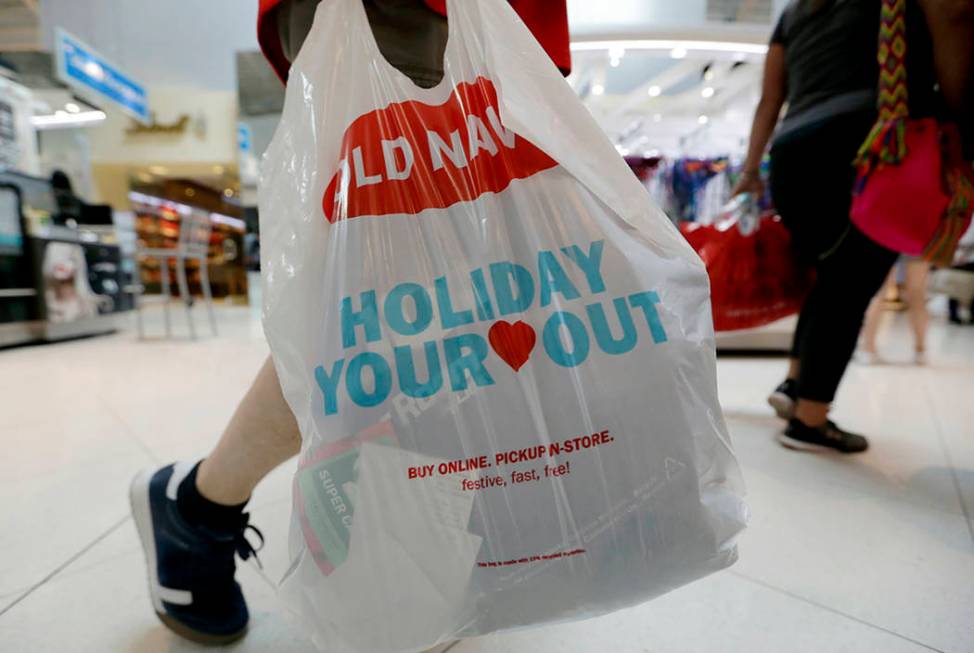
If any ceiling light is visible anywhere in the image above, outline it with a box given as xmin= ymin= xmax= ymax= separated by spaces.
xmin=211 ymin=213 xmax=246 ymax=230
xmin=698 ymin=115 xmax=710 ymax=125
xmin=701 ymin=86 xmax=715 ymax=98
xmin=83 ymin=61 xmax=104 ymax=80
xmin=670 ymin=47 xmax=687 ymax=59
xmin=648 ymin=85 xmax=662 ymax=97
xmin=570 ymin=40 xmax=769 ymax=56
xmin=31 ymin=110 xmax=107 ymax=130
xmin=608 ymin=46 xmax=625 ymax=68
xmin=223 ymin=188 xmax=234 ymax=198
xmin=591 ymin=83 xmax=605 ymax=96
xmin=65 ymin=102 xmax=81 ymax=113
xmin=128 ymin=191 xmax=192 ymax=216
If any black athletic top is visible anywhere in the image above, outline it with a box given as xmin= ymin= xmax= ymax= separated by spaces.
xmin=772 ymin=0 xmax=939 ymax=137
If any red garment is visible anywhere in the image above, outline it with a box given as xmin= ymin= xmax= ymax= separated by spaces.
xmin=680 ymin=214 xmax=816 ymax=332
xmin=257 ymin=0 xmax=570 ymax=82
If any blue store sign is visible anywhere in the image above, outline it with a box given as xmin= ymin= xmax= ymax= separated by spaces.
xmin=238 ymin=123 xmax=252 ymax=155
xmin=54 ymin=29 xmax=149 ymax=124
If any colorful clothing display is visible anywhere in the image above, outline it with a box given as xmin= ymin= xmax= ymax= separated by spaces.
xmin=626 ymin=156 xmax=772 ymax=225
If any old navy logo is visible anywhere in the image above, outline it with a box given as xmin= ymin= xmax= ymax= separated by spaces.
xmin=321 ymin=77 xmax=557 ymax=222
xmin=313 ymin=240 xmax=670 ymax=417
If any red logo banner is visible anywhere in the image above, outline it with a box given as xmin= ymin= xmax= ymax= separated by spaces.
xmin=322 ymin=77 xmax=557 ymax=222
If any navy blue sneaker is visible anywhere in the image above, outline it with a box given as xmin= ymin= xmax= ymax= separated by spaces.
xmin=130 ymin=463 xmax=263 ymax=645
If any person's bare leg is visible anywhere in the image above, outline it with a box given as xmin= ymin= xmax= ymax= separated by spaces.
xmin=861 ymin=269 xmax=895 ymax=358
xmin=196 ymin=356 xmax=301 ymax=505
xmin=903 ymin=260 xmax=930 ymax=362
xmin=787 ymin=358 xmax=800 ymax=380
xmin=130 ymin=354 xmax=300 ymax=644
xmin=795 ymin=398 xmax=830 ymax=427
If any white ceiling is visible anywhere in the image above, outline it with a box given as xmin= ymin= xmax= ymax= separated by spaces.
xmin=36 ymin=0 xmax=260 ymax=90
xmin=20 ymin=0 xmax=782 ymax=157
xmin=568 ymin=0 xmax=788 ymax=40
xmin=564 ymin=0 xmax=784 ymax=157
xmin=570 ymin=47 xmax=763 ymax=157
xmin=24 ymin=0 xmax=789 ymax=92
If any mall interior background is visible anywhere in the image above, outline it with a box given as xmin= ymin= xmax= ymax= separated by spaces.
xmin=1 ymin=0 xmax=972 ymax=652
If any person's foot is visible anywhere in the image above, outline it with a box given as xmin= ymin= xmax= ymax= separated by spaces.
xmin=767 ymin=379 xmax=797 ymax=420
xmin=948 ymin=313 xmax=963 ymax=325
xmin=130 ymin=463 xmax=262 ymax=645
xmin=914 ymin=349 xmax=927 ymax=366
xmin=777 ymin=419 xmax=869 ymax=454
xmin=857 ymin=348 xmax=886 ymax=365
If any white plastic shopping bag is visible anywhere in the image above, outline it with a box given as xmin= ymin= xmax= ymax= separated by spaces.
xmin=260 ymin=1 xmax=747 ymax=651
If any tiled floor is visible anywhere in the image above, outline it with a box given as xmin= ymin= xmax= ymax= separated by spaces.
xmin=1 ymin=299 xmax=971 ymax=653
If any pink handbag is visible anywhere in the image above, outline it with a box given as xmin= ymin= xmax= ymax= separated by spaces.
xmin=851 ymin=0 xmax=952 ymax=256
xmin=851 ymin=118 xmax=949 ymax=255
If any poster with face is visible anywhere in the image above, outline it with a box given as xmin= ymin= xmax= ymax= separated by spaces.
xmin=42 ymin=241 xmax=109 ymax=323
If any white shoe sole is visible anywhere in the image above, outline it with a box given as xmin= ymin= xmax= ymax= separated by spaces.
xmin=775 ymin=432 xmax=836 ymax=453
xmin=130 ymin=467 xmax=165 ymax=614
xmin=130 ymin=467 xmax=195 ymax=611
xmin=767 ymin=391 xmax=796 ymax=420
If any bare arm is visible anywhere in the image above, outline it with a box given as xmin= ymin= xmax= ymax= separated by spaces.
xmin=919 ymin=0 xmax=974 ymax=146
xmin=732 ymin=44 xmax=787 ymax=195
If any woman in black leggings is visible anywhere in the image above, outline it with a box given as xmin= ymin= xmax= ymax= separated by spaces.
xmin=734 ymin=0 xmax=974 ymax=452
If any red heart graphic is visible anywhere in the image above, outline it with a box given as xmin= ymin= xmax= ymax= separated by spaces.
xmin=488 ymin=320 xmax=536 ymax=372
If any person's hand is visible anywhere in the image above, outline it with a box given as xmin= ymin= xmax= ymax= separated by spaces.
xmin=731 ymin=169 xmax=764 ymax=197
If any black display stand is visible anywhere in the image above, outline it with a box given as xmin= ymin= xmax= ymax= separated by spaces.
xmin=0 ymin=171 xmax=132 ymax=346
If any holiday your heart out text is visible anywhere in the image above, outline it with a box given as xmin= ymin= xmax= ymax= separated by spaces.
xmin=313 ymin=240 xmax=669 ymax=416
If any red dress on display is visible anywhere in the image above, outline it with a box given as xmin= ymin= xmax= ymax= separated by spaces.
xmin=257 ymin=0 xmax=571 ymax=81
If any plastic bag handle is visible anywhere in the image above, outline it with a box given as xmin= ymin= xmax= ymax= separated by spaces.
xmin=341 ymin=0 xmax=467 ymax=94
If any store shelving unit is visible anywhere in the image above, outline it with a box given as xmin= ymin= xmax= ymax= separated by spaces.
xmin=129 ymin=180 xmax=248 ymax=303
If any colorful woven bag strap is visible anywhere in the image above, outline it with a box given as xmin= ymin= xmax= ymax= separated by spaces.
xmin=877 ymin=0 xmax=909 ymax=121
xmin=856 ymin=0 xmax=910 ymax=170
xmin=923 ymin=126 xmax=974 ymax=264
